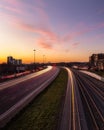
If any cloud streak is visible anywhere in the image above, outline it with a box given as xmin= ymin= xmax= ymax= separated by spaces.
xmin=15 ymin=22 xmax=58 ymax=41
xmin=3 ymin=0 xmax=21 ymax=6
xmin=13 ymin=20 xmax=104 ymax=50
xmin=37 ymin=38 xmax=52 ymax=49
xmin=2 ymin=5 xmax=22 ymax=14
xmin=63 ymin=22 xmax=104 ymax=43
xmin=72 ymin=42 xmax=80 ymax=46
xmin=1 ymin=0 xmax=57 ymax=50
xmin=35 ymin=7 xmax=49 ymax=23
xmin=1 ymin=0 xmax=104 ymax=51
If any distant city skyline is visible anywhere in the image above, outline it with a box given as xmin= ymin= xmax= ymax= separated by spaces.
xmin=0 ymin=0 xmax=104 ymax=63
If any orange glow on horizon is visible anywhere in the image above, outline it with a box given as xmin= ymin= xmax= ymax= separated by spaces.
xmin=0 ymin=54 xmax=88 ymax=64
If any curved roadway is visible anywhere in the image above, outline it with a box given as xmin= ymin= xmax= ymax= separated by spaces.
xmin=0 ymin=66 xmax=59 ymax=127
xmin=60 ymin=67 xmax=104 ymax=130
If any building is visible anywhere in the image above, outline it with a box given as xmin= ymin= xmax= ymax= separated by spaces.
xmin=89 ymin=54 xmax=99 ymax=66
xmin=7 ymin=56 xmax=13 ymax=64
xmin=15 ymin=59 xmax=22 ymax=65
xmin=89 ymin=53 xmax=104 ymax=70
xmin=97 ymin=59 xmax=104 ymax=70
xmin=7 ymin=56 xmax=22 ymax=65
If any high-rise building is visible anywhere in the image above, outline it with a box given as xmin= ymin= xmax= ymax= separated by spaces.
xmin=89 ymin=53 xmax=104 ymax=70
xmin=7 ymin=56 xmax=13 ymax=64
xmin=7 ymin=56 xmax=22 ymax=65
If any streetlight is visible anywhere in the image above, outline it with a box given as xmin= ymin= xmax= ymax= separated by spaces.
xmin=33 ymin=49 xmax=36 ymax=70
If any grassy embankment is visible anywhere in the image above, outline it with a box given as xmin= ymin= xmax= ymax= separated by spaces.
xmin=3 ymin=68 xmax=68 ymax=130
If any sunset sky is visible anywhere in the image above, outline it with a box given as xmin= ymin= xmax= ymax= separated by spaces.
xmin=0 ymin=0 xmax=104 ymax=63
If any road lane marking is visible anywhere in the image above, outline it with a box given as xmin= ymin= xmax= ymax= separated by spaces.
xmin=0 ymin=66 xmax=52 ymax=90
xmin=0 ymin=67 xmax=59 ymax=127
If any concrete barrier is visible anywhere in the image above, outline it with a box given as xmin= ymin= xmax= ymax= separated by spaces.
xmin=80 ymin=70 xmax=104 ymax=82
xmin=101 ymin=77 xmax=104 ymax=82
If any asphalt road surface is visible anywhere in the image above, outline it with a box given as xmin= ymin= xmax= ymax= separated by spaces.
xmin=60 ymin=68 xmax=104 ymax=130
xmin=0 ymin=66 xmax=59 ymax=127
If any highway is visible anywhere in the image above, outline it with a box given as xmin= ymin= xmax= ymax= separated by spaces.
xmin=0 ymin=66 xmax=59 ymax=127
xmin=59 ymin=68 xmax=104 ymax=130
xmin=0 ymin=66 xmax=53 ymax=90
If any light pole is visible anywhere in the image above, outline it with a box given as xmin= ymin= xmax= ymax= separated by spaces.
xmin=33 ymin=49 xmax=36 ymax=70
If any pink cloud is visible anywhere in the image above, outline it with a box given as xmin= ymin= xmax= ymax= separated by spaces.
xmin=0 ymin=11 xmax=17 ymax=21
xmin=1 ymin=0 xmax=58 ymax=50
xmin=1 ymin=0 xmax=51 ymax=32
xmin=84 ymin=33 xmax=104 ymax=43
xmin=2 ymin=0 xmax=54 ymax=41
xmin=15 ymin=21 xmax=103 ymax=50
xmin=62 ymin=22 xmax=104 ymax=43
xmin=96 ymin=22 xmax=104 ymax=28
xmin=35 ymin=7 xmax=49 ymax=22
xmin=37 ymin=38 xmax=52 ymax=49
xmin=62 ymin=34 xmax=74 ymax=42
xmin=64 ymin=49 xmax=70 ymax=53
xmin=3 ymin=6 xmax=22 ymax=14
xmin=15 ymin=21 xmax=58 ymax=41
xmin=1 ymin=0 xmax=104 ymax=50
xmin=62 ymin=27 xmax=90 ymax=43
xmin=29 ymin=0 xmax=49 ymax=24
xmin=3 ymin=0 xmax=20 ymax=6
xmin=1 ymin=0 xmax=24 ymax=17
xmin=72 ymin=42 xmax=80 ymax=46
xmin=36 ymin=0 xmax=45 ymax=8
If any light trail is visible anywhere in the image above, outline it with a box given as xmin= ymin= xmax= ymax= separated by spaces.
xmin=0 ymin=66 xmax=52 ymax=90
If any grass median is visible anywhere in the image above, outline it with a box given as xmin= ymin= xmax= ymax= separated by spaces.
xmin=3 ymin=68 xmax=68 ymax=130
